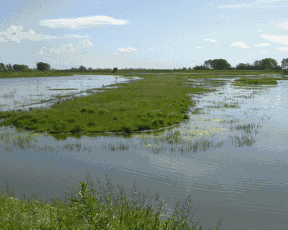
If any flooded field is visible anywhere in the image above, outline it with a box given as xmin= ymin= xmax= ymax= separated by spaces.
xmin=0 ymin=74 xmax=288 ymax=229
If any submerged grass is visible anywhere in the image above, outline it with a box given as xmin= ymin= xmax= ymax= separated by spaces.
xmin=0 ymin=175 xmax=225 ymax=230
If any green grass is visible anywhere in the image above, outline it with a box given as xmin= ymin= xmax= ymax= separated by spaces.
xmin=232 ymin=76 xmax=279 ymax=86
xmin=0 ymin=73 xmax=214 ymax=136
xmin=0 ymin=179 xmax=226 ymax=230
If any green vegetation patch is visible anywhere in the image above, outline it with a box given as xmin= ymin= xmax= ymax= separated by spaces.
xmin=0 ymin=73 xmax=213 ymax=135
xmin=232 ymin=77 xmax=278 ymax=86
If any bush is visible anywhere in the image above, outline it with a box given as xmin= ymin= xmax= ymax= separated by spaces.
xmin=121 ymin=124 xmax=132 ymax=133
xmin=183 ymin=114 xmax=190 ymax=119
xmin=87 ymin=121 xmax=96 ymax=127
xmin=52 ymin=120 xmax=67 ymax=133
xmin=70 ymin=123 xmax=82 ymax=133
xmin=80 ymin=108 xmax=87 ymax=113
xmin=64 ymin=117 xmax=76 ymax=123
xmin=87 ymin=109 xmax=95 ymax=114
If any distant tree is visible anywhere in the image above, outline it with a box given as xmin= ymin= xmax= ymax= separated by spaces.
xmin=203 ymin=59 xmax=231 ymax=70
xmin=236 ymin=63 xmax=252 ymax=70
xmin=253 ymin=60 xmax=261 ymax=67
xmin=0 ymin=63 xmax=7 ymax=72
xmin=6 ymin=64 xmax=13 ymax=71
xmin=111 ymin=68 xmax=118 ymax=73
xmin=204 ymin=59 xmax=214 ymax=69
xmin=88 ymin=67 xmax=93 ymax=71
xmin=193 ymin=65 xmax=210 ymax=70
xmin=281 ymin=58 xmax=288 ymax=69
xmin=13 ymin=64 xmax=29 ymax=71
xmin=37 ymin=62 xmax=51 ymax=71
xmin=79 ymin=65 xmax=86 ymax=71
xmin=260 ymin=58 xmax=277 ymax=69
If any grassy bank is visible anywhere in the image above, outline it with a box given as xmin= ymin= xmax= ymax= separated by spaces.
xmin=0 ymin=179 xmax=226 ymax=230
xmin=0 ymin=73 xmax=214 ymax=136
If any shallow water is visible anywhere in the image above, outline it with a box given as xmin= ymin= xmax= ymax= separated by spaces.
xmin=0 ymin=75 xmax=288 ymax=230
xmin=0 ymin=75 xmax=141 ymax=112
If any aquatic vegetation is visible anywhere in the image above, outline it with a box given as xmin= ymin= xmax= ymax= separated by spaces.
xmin=0 ymin=177 xmax=224 ymax=229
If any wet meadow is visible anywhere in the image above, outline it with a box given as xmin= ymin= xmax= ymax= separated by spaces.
xmin=0 ymin=70 xmax=288 ymax=229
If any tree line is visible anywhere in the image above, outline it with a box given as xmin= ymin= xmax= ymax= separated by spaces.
xmin=1 ymin=58 xmax=288 ymax=72
xmin=193 ymin=58 xmax=288 ymax=70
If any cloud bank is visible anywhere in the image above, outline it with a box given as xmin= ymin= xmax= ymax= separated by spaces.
xmin=39 ymin=16 xmax=129 ymax=30
xmin=231 ymin=41 xmax=250 ymax=49
xmin=0 ymin=25 xmax=89 ymax=43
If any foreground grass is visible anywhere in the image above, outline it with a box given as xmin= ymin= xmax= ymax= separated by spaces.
xmin=0 ymin=73 xmax=214 ymax=135
xmin=0 ymin=179 xmax=226 ymax=230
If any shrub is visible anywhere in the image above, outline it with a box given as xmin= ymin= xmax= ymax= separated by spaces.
xmin=98 ymin=109 xmax=108 ymax=115
xmin=158 ymin=118 xmax=165 ymax=126
xmin=80 ymin=108 xmax=87 ymax=113
xmin=52 ymin=120 xmax=67 ymax=133
xmin=64 ymin=117 xmax=76 ymax=123
xmin=121 ymin=124 xmax=132 ymax=133
xmin=145 ymin=112 xmax=154 ymax=118
xmin=113 ymin=116 xmax=118 ymax=121
xmin=87 ymin=121 xmax=95 ymax=127
xmin=87 ymin=109 xmax=95 ymax=114
xmin=183 ymin=114 xmax=190 ymax=119
xmin=70 ymin=123 xmax=82 ymax=133
xmin=152 ymin=119 xmax=159 ymax=128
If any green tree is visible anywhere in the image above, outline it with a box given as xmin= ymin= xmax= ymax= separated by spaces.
xmin=13 ymin=64 xmax=28 ymax=71
xmin=281 ymin=58 xmax=288 ymax=69
xmin=236 ymin=63 xmax=252 ymax=70
xmin=37 ymin=62 xmax=51 ymax=71
xmin=193 ymin=65 xmax=210 ymax=70
xmin=260 ymin=58 xmax=277 ymax=69
xmin=6 ymin=64 xmax=13 ymax=71
xmin=111 ymin=67 xmax=118 ymax=73
xmin=204 ymin=59 xmax=213 ymax=69
xmin=212 ymin=59 xmax=231 ymax=70
xmin=0 ymin=63 xmax=7 ymax=72
xmin=79 ymin=65 xmax=86 ymax=71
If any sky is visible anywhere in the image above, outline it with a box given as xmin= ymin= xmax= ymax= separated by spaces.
xmin=1 ymin=0 xmax=288 ymax=69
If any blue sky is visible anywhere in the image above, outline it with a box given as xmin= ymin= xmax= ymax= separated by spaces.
xmin=1 ymin=0 xmax=288 ymax=69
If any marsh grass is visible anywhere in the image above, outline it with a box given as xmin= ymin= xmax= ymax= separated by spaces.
xmin=0 ymin=73 xmax=214 ymax=136
xmin=232 ymin=76 xmax=278 ymax=86
xmin=0 ymin=174 xmax=225 ymax=230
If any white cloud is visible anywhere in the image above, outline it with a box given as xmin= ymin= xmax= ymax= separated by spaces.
xmin=259 ymin=51 xmax=269 ymax=53
xmin=148 ymin=48 xmax=154 ymax=50
xmin=255 ymin=43 xmax=270 ymax=47
xmin=258 ymin=30 xmax=265 ymax=32
xmin=278 ymin=47 xmax=288 ymax=51
xmin=46 ymin=39 xmax=93 ymax=54
xmin=276 ymin=21 xmax=288 ymax=30
xmin=261 ymin=34 xmax=288 ymax=45
xmin=0 ymin=25 xmax=89 ymax=43
xmin=218 ymin=0 xmax=284 ymax=9
xmin=117 ymin=47 xmax=136 ymax=53
xmin=231 ymin=41 xmax=250 ymax=49
xmin=39 ymin=16 xmax=129 ymax=30
xmin=196 ymin=47 xmax=201 ymax=48
xmin=204 ymin=39 xmax=220 ymax=44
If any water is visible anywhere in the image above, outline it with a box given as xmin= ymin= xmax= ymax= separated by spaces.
xmin=0 ymin=75 xmax=288 ymax=229
xmin=0 ymin=75 xmax=142 ymax=112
